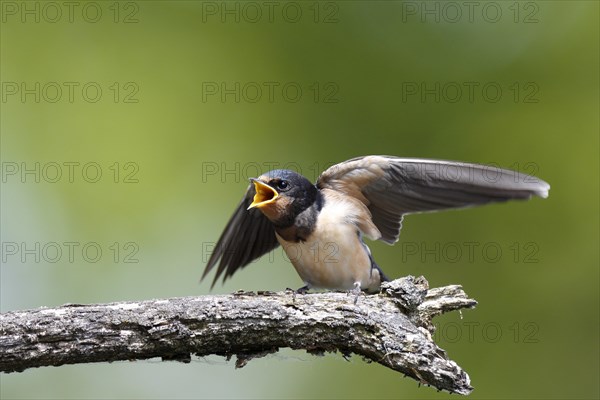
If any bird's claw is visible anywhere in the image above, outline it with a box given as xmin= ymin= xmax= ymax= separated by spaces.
xmin=351 ymin=282 xmax=362 ymax=305
xmin=288 ymin=284 xmax=311 ymax=302
xmin=295 ymin=284 xmax=311 ymax=295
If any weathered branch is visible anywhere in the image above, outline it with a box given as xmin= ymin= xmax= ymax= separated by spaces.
xmin=0 ymin=276 xmax=476 ymax=394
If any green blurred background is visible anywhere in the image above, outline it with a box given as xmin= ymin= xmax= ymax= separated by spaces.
xmin=1 ymin=1 xmax=598 ymax=399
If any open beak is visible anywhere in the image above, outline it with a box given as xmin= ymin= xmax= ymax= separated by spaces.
xmin=248 ymin=178 xmax=279 ymax=209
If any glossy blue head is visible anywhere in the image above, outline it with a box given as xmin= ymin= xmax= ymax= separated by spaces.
xmin=248 ymin=169 xmax=319 ymax=226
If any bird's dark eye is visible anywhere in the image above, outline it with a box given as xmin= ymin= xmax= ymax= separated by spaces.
xmin=277 ymin=180 xmax=289 ymax=190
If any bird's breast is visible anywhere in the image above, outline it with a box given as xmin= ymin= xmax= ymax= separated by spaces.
xmin=276 ymin=194 xmax=380 ymax=291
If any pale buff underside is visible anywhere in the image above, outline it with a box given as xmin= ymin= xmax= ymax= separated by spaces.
xmin=276 ymin=189 xmax=382 ymax=291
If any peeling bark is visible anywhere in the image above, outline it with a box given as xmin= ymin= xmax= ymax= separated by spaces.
xmin=0 ymin=276 xmax=477 ymax=395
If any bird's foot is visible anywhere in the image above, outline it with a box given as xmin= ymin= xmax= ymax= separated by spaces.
xmin=296 ymin=284 xmax=311 ymax=294
xmin=351 ymin=281 xmax=362 ymax=305
xmin=287 ymin=284 xmax=311 ymax=302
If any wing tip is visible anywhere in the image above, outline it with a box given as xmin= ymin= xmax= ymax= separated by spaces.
xmin=536 ymin=189 xmax=549 ymax=199
xmin=199 ymin=267 xmax=216 ymax=290
xmin=199 ymin=266 xmax=225 ymax=290
xmin=532 ymin=180 xmax=550 ymax=199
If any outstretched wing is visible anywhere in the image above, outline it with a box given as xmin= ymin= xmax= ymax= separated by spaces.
xmin=202 ymin=184 xmax=279 ymax=288
xmin=317 ymin=156 xmax=550 ymax=244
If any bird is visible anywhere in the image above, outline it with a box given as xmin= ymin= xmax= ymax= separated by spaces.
xmin=202 ymin=155 xmax=550 ymax=294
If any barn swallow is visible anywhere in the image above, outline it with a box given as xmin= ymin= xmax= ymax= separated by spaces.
xmin=202 ymin=156 xmax=549 ymax=294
